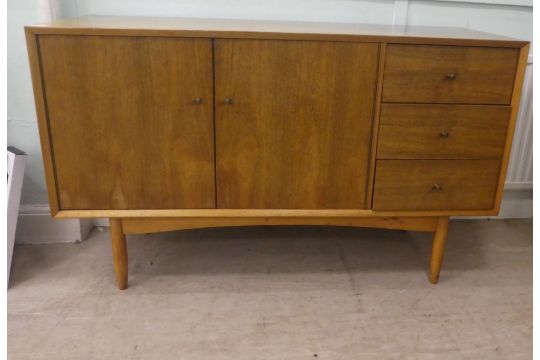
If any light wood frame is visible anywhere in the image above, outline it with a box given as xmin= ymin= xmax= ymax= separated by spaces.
xmin=111 ymin=215 xmax=449 ymax=289
xmin=24 ymin=17 xmax=530 ymax=289
xmin=25 ymin=27 xmax=530 ymax=219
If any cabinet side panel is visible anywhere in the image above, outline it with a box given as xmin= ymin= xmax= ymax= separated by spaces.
xmin=24 ymin=29 xmax=60 ymax=215
xmin=365 ymin=43 xmax=386 ymax=208
xmin=493 ymin=44 xmax=531 ymax=213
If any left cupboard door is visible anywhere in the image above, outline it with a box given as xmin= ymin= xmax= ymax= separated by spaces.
xmin=38 ymin=36 xmax=216 ymax=209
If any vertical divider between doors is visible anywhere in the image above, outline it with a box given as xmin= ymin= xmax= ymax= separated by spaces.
xmin=212 ymin=39 xmax=218 ymax=209
xmin=365 ymin=42 xmax=387 ymax=208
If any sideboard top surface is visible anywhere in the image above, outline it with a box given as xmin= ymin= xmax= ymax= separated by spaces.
xmin=26 ymin=16 xmax=528 ymax=47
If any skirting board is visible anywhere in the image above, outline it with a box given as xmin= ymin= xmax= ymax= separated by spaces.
xmin=490 ymin=188 xmax=533 ymax=219
xmin=16 ymin=188 xmax=532 ymax=243
xmin=16 ymin=204 xmax=93 ymax=244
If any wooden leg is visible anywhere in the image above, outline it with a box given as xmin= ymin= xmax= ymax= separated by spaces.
xmin=429 ymin=216 xmax=450 ymax=284
xmin=110 ymin=218 xmax=128 ymax=290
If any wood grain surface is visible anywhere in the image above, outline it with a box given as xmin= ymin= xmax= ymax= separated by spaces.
xmin=39 ymin=35 xmax=216 ymax=209
xmin=373 ymin=159 xmax=500 ymax=211
xmin=25 ymin=31 xmax=61 ymax=215
xmin=25 ymin=20 xmax=529 ymax=218
xmin=377 ymin=104 xmax=510 ymax=159
xmin=492 ymin=44 xmax=531 ymax=212
xmin=214 ymin=39 xmax=378 ymax=208
xmin=26 ymin=16 xmax=528 ymax=48
xmin=121 ymin=216 xmax=440 ymax=234
xmin=382 ymin=44 xmax=519 ymax=104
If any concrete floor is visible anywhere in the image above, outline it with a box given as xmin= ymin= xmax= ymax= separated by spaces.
xmin=8 ymin=219 xmax=532 ymax=360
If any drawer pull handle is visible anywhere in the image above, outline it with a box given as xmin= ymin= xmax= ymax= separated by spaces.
xmin=193 ymin=97 xmax=203 ymax=104
xmin=446 ymin=73 xmax=457 ymax=80
xmin=439 ymin=130 xmax=450 ymax=138
xmin=431 ymin=183 xmax=443 ymax=191
xmin=224 ymin=98 xmax=233 ymax=105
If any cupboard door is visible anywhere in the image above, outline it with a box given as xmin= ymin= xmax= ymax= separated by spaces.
xmin=39 ymin=36 xmax=215 ymax=209
xmin=215 ymin=39 xmax=378 ymax=209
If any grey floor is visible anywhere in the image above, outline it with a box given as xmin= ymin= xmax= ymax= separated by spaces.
xmin=8 ymin=219 xmax=532 ymax=360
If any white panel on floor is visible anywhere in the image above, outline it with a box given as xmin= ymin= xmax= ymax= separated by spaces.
xmin=8 ymin=147 xmax=26 ymax=283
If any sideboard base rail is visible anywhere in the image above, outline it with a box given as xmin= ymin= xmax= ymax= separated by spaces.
xmin=109 ymin=216 xmax=449 ymax=290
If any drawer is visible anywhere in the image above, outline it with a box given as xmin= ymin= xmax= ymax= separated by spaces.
xmin=372 ymin=160 xmax=500 ymax=211
xmin=377 ymin=104 xmax=510 ymax=159
xmin=382 ymin=45 xmax=519 ymax=104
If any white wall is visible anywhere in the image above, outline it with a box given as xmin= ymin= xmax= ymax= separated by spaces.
xmin=7 ymin=0 xmax=533 ymax=240
xmin=8 ymin=0 xmax=51 ymax=205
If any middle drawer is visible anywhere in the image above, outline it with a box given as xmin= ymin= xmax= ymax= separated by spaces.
xmin=377 ymin=104 xmax=510 ymax=159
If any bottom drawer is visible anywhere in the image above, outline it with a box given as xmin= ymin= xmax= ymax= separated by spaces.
xmin=372 ymin=160 xmax=500 ymax=211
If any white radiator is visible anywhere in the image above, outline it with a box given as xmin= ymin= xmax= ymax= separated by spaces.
xmin=506 ymin=62 xmax=533 ymax=190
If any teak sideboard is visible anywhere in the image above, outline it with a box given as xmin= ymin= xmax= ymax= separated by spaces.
xmin=25 ymin=16 xmax=529 ymax=289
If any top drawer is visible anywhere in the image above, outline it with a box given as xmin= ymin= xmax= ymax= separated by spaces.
xmin=382 ymin=45 xmax=519 ymax=104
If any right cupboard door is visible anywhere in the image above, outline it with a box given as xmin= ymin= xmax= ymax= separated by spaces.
xmin=214 ymin=39 xmax=378 ymax=209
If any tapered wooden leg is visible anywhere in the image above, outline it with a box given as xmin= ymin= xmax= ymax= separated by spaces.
xmin=110 ymin=218 xmax=128 ymax=290
xmin=429 ymin=216 xmax=449 ymax=284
